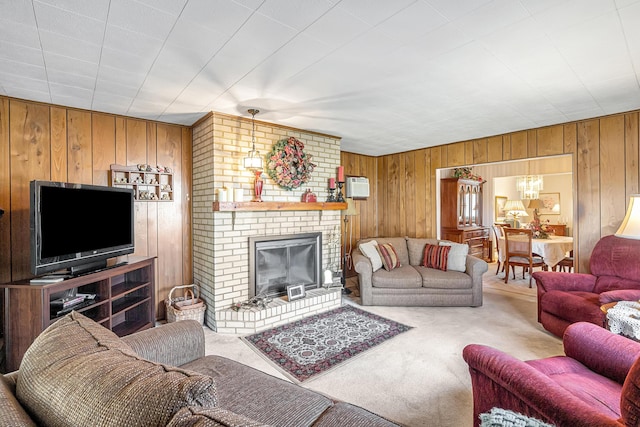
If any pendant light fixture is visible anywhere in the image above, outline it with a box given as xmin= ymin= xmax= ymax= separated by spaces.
xmin=516 ymin=175 xmax=543 ymax=200
xmin=243 ymin=109 xmax=262 ymax=170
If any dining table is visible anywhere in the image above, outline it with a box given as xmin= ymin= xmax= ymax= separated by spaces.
xmin=498 ymin=235 xmax=574 ymax=268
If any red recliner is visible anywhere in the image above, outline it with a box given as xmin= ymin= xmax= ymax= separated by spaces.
xmin=463 ymin=322 xmax=640 ymax=426
xmin=533 ymin=235 xmax=640 ymax=338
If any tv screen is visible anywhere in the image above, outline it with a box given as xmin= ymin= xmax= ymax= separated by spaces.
xmin=30 ymin=180 xmax=135 ymax=276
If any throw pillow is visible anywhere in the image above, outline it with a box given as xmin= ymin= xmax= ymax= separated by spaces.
xmin=168 ymin=406 xmax=269 ymax=427
xmin=422 ymin=244 xmax=451 ymax=271
xmin=438 ymin=241 xmax=469 ymax=272
xmin=376 ymin=243 xmax=401 ymax=271
xmin=359 ymin=240 xmax=383 ymax=272
xmin=16 ymin=311 xmax=218 ymax=427
xmin=480 ymin=407 xmax=554 ymax=427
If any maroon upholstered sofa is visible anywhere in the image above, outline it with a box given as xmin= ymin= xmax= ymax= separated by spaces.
xmin=533 ymin=235 xmax=640 ymax=338
xmin=463 ymin=322 xmax=640 ymax=427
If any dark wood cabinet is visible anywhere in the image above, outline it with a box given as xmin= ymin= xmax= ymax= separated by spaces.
xmin=0 ymin=256 xmax=155 ymax=372
xmin=441 ymin=178 xmax=491 ymax=261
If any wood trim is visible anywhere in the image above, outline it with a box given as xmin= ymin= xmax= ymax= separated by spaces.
xmin=213 ymin=201 xmax=347 ymax=211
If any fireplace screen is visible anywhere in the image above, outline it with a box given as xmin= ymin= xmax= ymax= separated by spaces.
xmin=249 ymin=233 xmax=322 ymax=298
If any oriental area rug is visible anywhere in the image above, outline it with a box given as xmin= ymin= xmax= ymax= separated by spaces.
xmin=241 ymin=305 xmax=412 ymax=382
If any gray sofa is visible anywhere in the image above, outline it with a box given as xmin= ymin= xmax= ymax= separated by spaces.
xmin=353 ymin=237 xmax=488 ymax=307
xmin=1 ymin=312 xmax=399 ymax=427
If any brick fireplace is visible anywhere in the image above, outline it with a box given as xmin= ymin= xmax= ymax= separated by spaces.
xmin=192 ymin=112 xmax=343 ymax=333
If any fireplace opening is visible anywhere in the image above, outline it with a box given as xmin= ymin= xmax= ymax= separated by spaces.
xmin=249 ymin=233 xmax=322 ymax=299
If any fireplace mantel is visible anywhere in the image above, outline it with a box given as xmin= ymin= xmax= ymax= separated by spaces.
xmin=213 ymin=201 xmax=347 ymax=212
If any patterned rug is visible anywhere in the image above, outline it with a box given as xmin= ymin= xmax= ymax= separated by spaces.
xmin=241 ymin=305 xmax=412 ymax=382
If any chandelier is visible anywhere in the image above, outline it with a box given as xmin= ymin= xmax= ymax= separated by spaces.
xmin=516 ymin=175 xmax=543 ymax=199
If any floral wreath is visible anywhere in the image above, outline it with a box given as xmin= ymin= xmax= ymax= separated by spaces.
xmin=266 ymin=137 xmax=316 ymax=190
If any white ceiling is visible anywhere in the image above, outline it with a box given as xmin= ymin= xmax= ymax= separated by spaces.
xmin=1 ymin=0 xmax=640 ymax=156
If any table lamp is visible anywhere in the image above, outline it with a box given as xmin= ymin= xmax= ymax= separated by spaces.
xmin=616 ymin=195 xmax=640 ymax=239
xmin=504 ymin=199 xmax=528 ymax=228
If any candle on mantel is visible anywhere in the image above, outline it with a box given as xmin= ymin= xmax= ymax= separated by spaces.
xmin=329 ymin=178 xmax=336 ymax=189
xmin=337 ymin=166 xmax=344 ymax=182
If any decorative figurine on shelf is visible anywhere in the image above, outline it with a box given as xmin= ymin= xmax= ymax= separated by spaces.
xmin=301 ymin=189 xmax=317 ymax=202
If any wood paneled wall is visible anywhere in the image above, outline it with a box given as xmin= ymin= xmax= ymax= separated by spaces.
xmin=343 ymin=110 xmax=640 ymax=274
xmin=0 ymin=97 xmax=193 ymax=319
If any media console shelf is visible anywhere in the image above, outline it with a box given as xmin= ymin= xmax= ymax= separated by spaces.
xmin=0 ymin=256 xmax=156 ymax=372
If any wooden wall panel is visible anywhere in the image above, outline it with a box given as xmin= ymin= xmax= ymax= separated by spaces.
xmin=625 ymin=113 xmax=639 ymax=199
xmin=575 ymin=120 xmax=601 ymax=272
xmin=502 ymin=135 xmax=511 ymax=160
xmin=67 ymin=110 xmax=92 ymax=184
xmin=537 ymin=125 xmax=564 ymax=157
xmin=0 ymin=98 xmax=10 ymax=284
xmin=181 ymin=127 xmax=193 ymax=285
xmin=50 ymin=107 xmax=67 ymax=182
xmin=403 ymin=152 xmax=416 ymax=237
xmin=599 ymin=116 xmax=626 ymax=237
xmin=414 ymin=149 xmax=428 ymax=237
xmin=447 ymin=143 xmax=465 ymax=166
xmin=473 ymin=139 xmax=487 ymax=164
xmin=487 ymin=136 xmax=503 ymax=163
xmin=510 ymin=131 xmax=528 ymax=160
xmin=527 ymin=130 xmax=537 ymax=158
xmin=9 ymin=101 xmax=51 ymax=280
xmin=1 ymin=96 xmax=191 ymax=322
xmin=156 ymin=124 xmax=184 ymax=318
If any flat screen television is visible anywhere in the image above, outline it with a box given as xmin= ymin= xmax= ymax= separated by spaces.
xmin=30 ymin=180 xmax=135 ymax=276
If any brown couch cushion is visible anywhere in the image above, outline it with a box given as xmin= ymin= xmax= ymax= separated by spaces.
xmin=372 ymin=265 xmax=422 ymax=288
xmin=16 ymin=311 xmax=217 ymax=427
xmin=406 ymin=238 xmax=440 ymax=266
xmin=168 ymin=406 xmax=270 ymax=427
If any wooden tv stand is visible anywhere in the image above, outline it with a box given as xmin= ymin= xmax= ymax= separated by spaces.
xmin=0 ymin=256 xmax=156 ymax=372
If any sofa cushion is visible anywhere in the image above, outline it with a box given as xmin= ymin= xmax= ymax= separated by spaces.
xmin=414 ymin=266 xmax=473 ymax=289
xmin=168 ymin=406 xmax=269 ymax=427
xmin=16 ymin=311 xmax=217 ymax=427
xmin=371 ymin=265 xmax=422 ymax=288
xmin=406 ymin=238 xmax=440 ymax=266
xmin=422 ymin=244 xmax=450 ymax=271
xmin=0 ymin=376 xmax=35 ymax=427
xmin=311 ymin=402 xmax=400 ymax=426
xmin=438 ymin=241 xmax=469 ymax=272
xmin=359 ymin=240 xmax=383 ymax=272
xmin=377 ymin=243 xmax=401 ymax=271
xmin=541 ymin=290 xmax=603 ymax=325
xmin=373 ymin=237 xmax=410 ymax=266
xmin=527 ymin=356 xmax=622 ymax=419
xmin=181 ymin=355 xmax=333 ymax=426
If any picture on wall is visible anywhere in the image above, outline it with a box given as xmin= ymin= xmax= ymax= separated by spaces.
xmin=539 ymin=193 xmax=560 ymax=215
xmin=495 ymin=196 xmax=507 ymax=221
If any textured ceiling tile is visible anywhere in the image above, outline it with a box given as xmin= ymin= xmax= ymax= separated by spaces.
xmin=375 ymin=2 xmax=448 ymax=41
xmin=0 ymin=41 xmax=44 ymax=67
xmin=39 ymin=30 xmax=101 ymax=64
xmin=336 ymin=0 xmax=416 ymax=26
xmin=181 ymin=0 xmax=254 ymax=34
xmin=35 ymin=0 xmax=110 ymax=21
xmin=256 ymin=0 xmax=335 ymax=30
xmin=43 ymin=52 xmax=98 ymax=78
xmin=108 ymin=0 xmax=178 ymax=40
xmin=135 ymin=0 xmax=188 ymax=15
xmin=425 ymin=0 xmax=494 ymax=20
xmin=452 ymin=0 xmax=530 ymax=39
xmin=33 ymin=1 xmax=106 ymax=45
xmin=304 ymin=6 xmax=371 ymax=48
xmin=0 ymin=19 xmax=42 ymax=49
xmin=0 ymin=0 xmax=37 ymax=26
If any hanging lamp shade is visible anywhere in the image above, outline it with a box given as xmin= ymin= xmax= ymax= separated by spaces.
xmin=516 ymin=175 xmax=543 ymax=199
xmin=243 ymin=109 xmax=263 ymax=170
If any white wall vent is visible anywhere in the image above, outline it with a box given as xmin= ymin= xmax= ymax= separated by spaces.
xmin=346 ymin=177 xmax=369 ymax=198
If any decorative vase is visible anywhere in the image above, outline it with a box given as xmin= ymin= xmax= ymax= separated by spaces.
xmin=253 ymin=170 xmax=263 ymax=202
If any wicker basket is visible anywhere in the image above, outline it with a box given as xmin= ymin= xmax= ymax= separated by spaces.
xmin=166 ymin=284 xmax=206 ymax=325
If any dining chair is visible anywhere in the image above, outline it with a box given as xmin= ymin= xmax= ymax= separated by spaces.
xmin=555 ymin=250 xmax=574 ymax=272
xmin=503 ymin=227 xmax=548 ymax=287
xmin=491 ymin=224 xmax=505 ymax=275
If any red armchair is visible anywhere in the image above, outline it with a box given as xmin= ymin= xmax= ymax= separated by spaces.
xmin=533 ymin=235 xmax=640 ymax=338
xmin=463 ymin=322 xmax=640 ymax=427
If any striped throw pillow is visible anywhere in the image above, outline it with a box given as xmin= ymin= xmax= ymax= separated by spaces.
xmin=422 ymin=244 xmax=451 ymax=271
xmin=376 ymin=243 xmax=401 ymax=271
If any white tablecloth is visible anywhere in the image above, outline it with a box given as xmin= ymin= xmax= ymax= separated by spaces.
xmin=607 ymin=301 xmax=640 ymax=340
xmin=498 ymin=235 xmax=573 ymax=268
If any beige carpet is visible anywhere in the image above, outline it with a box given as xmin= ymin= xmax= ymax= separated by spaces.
xmin=202 ymin=263 xmax=563 ymax=427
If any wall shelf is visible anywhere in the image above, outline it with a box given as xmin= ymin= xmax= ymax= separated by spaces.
xmin=213 ymin=201 xmax=347 ymax=212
